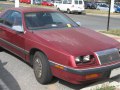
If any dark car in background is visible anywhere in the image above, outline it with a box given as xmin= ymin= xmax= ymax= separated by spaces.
xmin=84 ymin=2 xmax=97 ymax=9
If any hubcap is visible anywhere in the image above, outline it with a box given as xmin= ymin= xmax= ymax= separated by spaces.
xmin=34 ymin=58 xmax=42 ymax=78
xmin=67 ymin=9 xmax=70 ymax=13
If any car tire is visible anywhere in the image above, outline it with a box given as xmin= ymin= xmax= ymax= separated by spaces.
xmin=33 ymin=51 xmax=52 ymax=84
xmin=0 ymin=47 xmax=3 ymax=52
xmin=67 ymin=9 xmax=71 ymax=14
xmin=57 ymin=8 xmax=60 ymax=11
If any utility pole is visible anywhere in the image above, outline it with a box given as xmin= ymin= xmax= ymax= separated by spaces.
xmin=31 ymin=0 xmax=33 ymax=4
xmin=107 ymin=0 xmax=114 ymax=31
xmin=111 ymin=0 xmax=115 ymax=13
xmin=15 ymin=0 xmax=19 ymax=8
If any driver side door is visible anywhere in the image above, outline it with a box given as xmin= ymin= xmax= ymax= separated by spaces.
xmin=0 ymin=10 xmax=26 ymax=59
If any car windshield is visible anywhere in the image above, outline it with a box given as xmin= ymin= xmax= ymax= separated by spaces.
xmin=24 ymin=12 xmax=78 ymax=30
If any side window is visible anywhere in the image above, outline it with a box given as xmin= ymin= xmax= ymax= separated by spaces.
xmin=1 ymin=10 xmax=12 ymax=19
xmin=67 ymin=0 xmax=72 ymax=4
xmin=11 ymin=12 xmax=22 ymax=26
xmin=79 ymin=0 xmax=82 ymax=4
xmin=3 ymin=11 xmax=22 ymax=28
xmin=0 ymin=10 xmax=12 ymax=25
xmin=63 ymin=0 xmax=67 ymax=4
xmin=75 ymin=0 xmax=78 ymax=4
xmin=0 ymin=18 xmax=4 ymax=24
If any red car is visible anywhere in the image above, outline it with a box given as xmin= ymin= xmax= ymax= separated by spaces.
xmin=41 ymin=1 xmax=54 ymax=6
xmin=20 ymin=0 xmax=30 ymax=4
xmin=0 ymin=7 xmax=120 ymax=84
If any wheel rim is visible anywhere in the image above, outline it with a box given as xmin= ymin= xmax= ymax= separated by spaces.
xmin=67 ymin=9 xmax=70 ymax=13
xmin=57 ymin=8 xmax=60 ymax=11
xmin=34 ymin=58 xmax=42 ymax=78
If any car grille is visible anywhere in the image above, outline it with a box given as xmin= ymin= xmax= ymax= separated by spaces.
xmin=95 ymin=48 xmax=120 ymax=65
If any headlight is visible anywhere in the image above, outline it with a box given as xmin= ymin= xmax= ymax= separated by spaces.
xmin=75 ymin=55 xmax=92 ymax=64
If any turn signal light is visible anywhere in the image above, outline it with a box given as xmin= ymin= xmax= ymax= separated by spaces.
xmin=85 ymin=73 xmax=101 ymax=80
xmin=55 ymin=65 xmax=64 ymax=70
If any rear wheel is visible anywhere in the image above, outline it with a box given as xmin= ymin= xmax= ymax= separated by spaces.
xmin=33 ymin=51 xmax=52 ymax=84
xmin=67 ymin=9 xmax=71 ymax=14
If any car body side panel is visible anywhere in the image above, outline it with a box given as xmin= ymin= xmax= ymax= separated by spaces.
xmin=0 ymin=25 xmax=26 ymax=59
xmin=23 ymin=31 xmax=76 ymax=67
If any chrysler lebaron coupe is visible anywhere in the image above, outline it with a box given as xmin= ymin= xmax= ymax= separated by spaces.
xmin=0 ymin=7 xmax=120 ymax=84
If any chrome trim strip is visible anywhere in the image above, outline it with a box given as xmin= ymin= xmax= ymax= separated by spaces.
xmin=94 ymin=53 xmax=101 ymax=65
xmin=0 ymin=38 xmax=29 ymax=54
xmin=49 ymin=60 xmax=120 ymax=75
xmin=1 ymin=46 xmax=25 ymax=59
xmin=95 ymin=48 xmax=118 ymax=56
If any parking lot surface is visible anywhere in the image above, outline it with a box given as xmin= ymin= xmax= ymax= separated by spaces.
xmin=0 ymin=2 xmax=120 ymax=90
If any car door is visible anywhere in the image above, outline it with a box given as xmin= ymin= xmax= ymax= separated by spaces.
xmin=0 ymin=10 xmax=26 ymax=59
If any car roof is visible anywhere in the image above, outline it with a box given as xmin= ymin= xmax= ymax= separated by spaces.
xmin=7 ymin=7 xmax=57 ymax=13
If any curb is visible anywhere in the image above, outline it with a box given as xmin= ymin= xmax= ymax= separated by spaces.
xmin=102 ymin=33 xmax=120 ymax=42
xmin=87 ymin=13 xmax=120 ymax=18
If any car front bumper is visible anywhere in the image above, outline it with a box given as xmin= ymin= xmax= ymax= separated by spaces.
xmin=71 ymin=10 xmax=85 ymax=13
xmin=49 ymin=61 xmax=120 ymax=84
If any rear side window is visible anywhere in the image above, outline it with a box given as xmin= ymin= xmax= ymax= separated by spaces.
xmin=0 ymin=10 xmax=22 ymax=28
xmin=75 ymin=0 xmax=82 ymax=4
xmin=67 ymin=0 xmax=72 ymax=4
xmin=63 ymin=0 xmax=67 ymax=4
xmin=75 ymin=0 xmax=78 ymax=4
xmin=1 ymin=10 xmax=12 ymax=19
xmin=0 ymin=18 xmax=4 ymax=24
xmin=79 ymin=1 xmax=82 ymax=4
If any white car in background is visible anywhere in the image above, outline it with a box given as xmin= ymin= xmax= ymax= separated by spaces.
xmin=54 ymin=1 xmax=62 ymax=7
xmin=57 ymin=0 xmax=85 ymax=14
xmin=9 ymin=0 xmax=15 ymax=2
xmin=96 ymin=4 xmax=109 ymax=11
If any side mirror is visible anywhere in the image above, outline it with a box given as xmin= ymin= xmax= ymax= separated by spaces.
xmin=76 ymin=22 xmax=82 ymax=26
xmin=12 ymin=25 xmax=24 ymax=33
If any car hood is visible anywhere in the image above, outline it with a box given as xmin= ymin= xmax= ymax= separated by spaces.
xmin=33 ymin=27 xmax=119 ymax=56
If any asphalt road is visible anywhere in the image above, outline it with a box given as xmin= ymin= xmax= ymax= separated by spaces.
xmin=67 ymin=14 xmax=120 ymax=30
xmin=0 ymin=3 xmax=120 ymax=90
xmin=0 ymin=4 xmax=120 ymax=30
xmin=0 ymin=4 xmax=14 ymax=9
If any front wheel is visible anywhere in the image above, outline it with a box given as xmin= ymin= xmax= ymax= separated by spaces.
xmin=33 ymin=51 xmax=52 ymax=84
